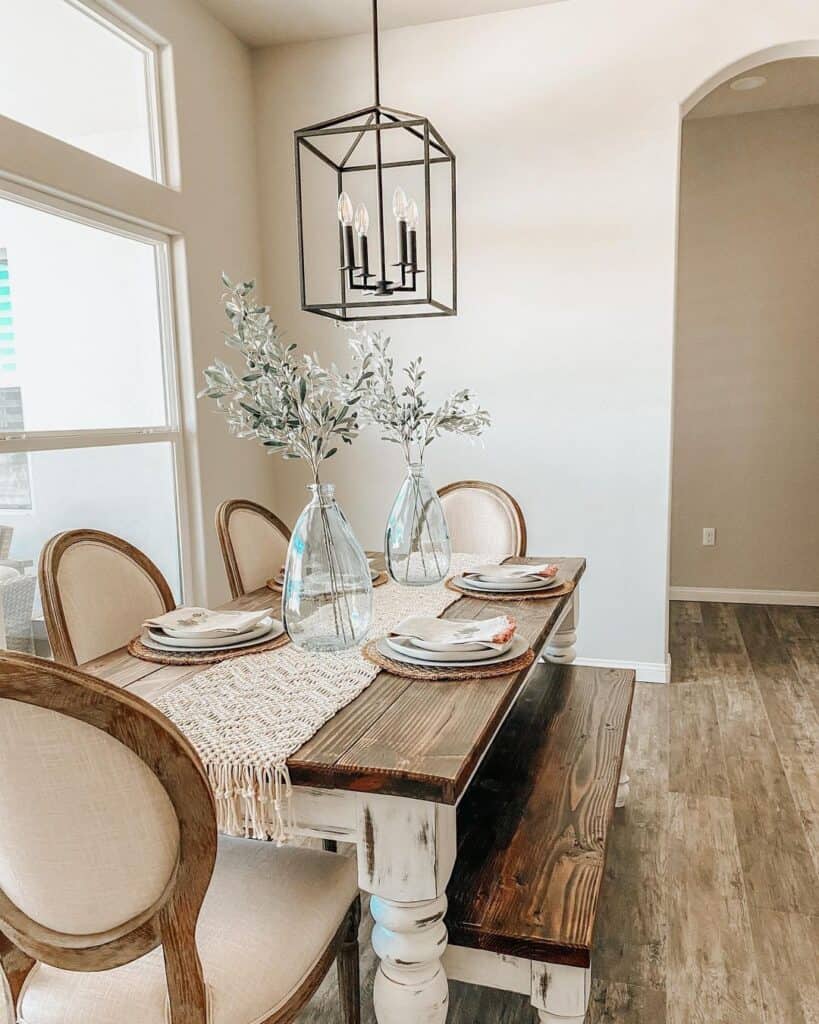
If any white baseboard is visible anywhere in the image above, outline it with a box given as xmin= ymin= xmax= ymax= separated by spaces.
xmin=574 ymin=655 xmax=671 ymax=685
xmin=669 ymin=587 xmax=819 ymax=607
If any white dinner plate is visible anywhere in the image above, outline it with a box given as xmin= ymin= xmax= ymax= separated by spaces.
xmin=455 ymin=574 xmax=562 ymax=594
xmin=405 ymin=621 xmax=514 ymax=653
xmin=143 ymin=619 xmax=283 ymax=653
xmin=377 ymin=634 xmax=528 ymax=669
xmin=386 ymin=634 xmax=515 ymax=663
xmin=148 ymin=617 xmax=276 ymax=649
xmin=161 ymin=611 xmax=274 ymax=639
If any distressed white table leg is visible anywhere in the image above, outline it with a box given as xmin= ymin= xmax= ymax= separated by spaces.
xmin=531 ymin=962 xmax=591 ymax=1023
xmin=357 ymin=793 xmax=456 ymax=1024
xmin=545 ymin=589 xmax=579 ymax=664
xmin=616 ymin=769 xmax=630 ymax=808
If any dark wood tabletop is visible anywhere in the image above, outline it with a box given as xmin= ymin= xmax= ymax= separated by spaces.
xmin=83 ymin=556 xmax=585 ymax=805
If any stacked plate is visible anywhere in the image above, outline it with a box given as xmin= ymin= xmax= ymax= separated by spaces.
xmin=453 ymin=563 xmax=562 ymax=595
xmin=377 ymin=614 xmax=528 ymax=669
xmin=140 ymin=606 xmax=285 ymax=654
xmin=271 ymin=565 xmax=381 ymax=588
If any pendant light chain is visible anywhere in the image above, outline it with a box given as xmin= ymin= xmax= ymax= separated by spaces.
xmin=372 ymin=0 xmax=381 ymax=107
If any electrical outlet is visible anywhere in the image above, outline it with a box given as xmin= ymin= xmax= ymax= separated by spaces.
xmin=702 ymin=527 xmax=716 ymax=547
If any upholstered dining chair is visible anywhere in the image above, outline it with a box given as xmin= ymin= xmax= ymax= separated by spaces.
xmin=216 ymin=499 xmax=291 ymax=599
xmin=38 ymin=530 xmax=176 ymax=667
xmin=438 ymin=480 xmax=528 ymax=558
xmin=0 ymin=651 xmax=361 ymax=1024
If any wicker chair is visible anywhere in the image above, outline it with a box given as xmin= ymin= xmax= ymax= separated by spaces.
xmin=0 ymin=525 xmax=12 ymax=559
xmin=0 ymin=570 xmax=36 ymax=654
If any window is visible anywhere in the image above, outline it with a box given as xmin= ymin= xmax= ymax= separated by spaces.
xmin=0 ymin=250 xmax=32 ymax=511
xmin=0 ymin=388 xmax=32 ymax=511
xmin=0 ymin=0 xmax=165 ymax=182
xmin=0 ymin=187 xmax=186 ymax=604
xmin=1 ymin=200 xmax=168 ymax=431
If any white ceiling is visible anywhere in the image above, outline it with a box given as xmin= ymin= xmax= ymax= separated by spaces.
xmin=688 ymin=57 xmax=819 ymax=119
xmin=196 ymin=0 xmax=559 ymax=47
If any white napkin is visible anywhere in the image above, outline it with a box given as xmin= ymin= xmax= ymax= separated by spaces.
xmin=390 ymin=615 xmax=516 ymax=650
xmin=144 ymin=606 xmax=275 ymax=639
xmin=463 ymin=563 xmax=559 ymax=582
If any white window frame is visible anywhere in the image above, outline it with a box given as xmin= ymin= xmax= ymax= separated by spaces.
xmin=0 ymin=180 xmax=194 ymax=600
xmin=66 ymin=0 xmax=169 ymax=184
xmin=5 ymin=0 xmax=170 ymax=185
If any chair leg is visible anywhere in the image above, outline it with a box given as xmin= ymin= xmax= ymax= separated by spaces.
xmin=322 ymin=838 xmax=339 ymax=853
xmin=337 ymin=897 xmax=361 ymax=1024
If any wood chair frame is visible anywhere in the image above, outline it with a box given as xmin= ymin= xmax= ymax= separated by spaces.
xmin=0 ymin=652 xmax=361 ymax=1024
xmin=437 ymin=480 xmax=528 ymax=557
xmin=39 ymin=529 xmax=176 ymax=667
xmin=215 ymin=500 xmax=292 ymax=600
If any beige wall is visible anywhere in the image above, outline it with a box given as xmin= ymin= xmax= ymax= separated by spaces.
xmin=0 ymin=0 xmax=277 ymax=605
xmin=251 ymin=3 xmax=819 ymax=675
xmin=671 ymin=105 xmax=819 ymax=593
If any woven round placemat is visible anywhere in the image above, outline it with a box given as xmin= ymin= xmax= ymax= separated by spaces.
xmin=128 ymin=629 xmax=290 ymax=666
xmin=267 ymin=571 xmax=389 ymax=592
xmin=444 ymin=576 xmax=575 ymax=602
xmin=362 ymin=640 xmax=535 ymax=681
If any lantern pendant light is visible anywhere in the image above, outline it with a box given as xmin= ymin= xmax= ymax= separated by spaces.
xmin=294 ymin=0 xmax=457 ymax=321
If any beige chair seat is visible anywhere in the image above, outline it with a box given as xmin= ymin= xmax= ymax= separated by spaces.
xmin=18 ymin=837 xmax=358 ymax=1024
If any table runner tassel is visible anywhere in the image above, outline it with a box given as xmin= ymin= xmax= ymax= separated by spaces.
xmin=208 ymin=761 xmax=295 ymax=842
xmin=271 ymin=764 xmax=295 ymax=845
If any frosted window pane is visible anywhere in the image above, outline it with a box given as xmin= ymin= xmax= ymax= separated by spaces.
xmin=4 ymin=442 xmax=182 ymax=602
xmin=0 ymin=197 xmax=168 ymax=432
xmin=0 ymin=0 xmax=157 ymax=180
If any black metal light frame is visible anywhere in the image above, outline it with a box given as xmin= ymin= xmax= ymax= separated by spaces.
xmin=294 ymin=0 xmax=457 ymax=322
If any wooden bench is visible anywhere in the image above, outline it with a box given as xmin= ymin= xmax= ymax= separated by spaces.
xmin=443 ymin=661 xmax=635 ymax=1023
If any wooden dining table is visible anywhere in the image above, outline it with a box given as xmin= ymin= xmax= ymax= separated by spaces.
xmin=82 ymin=554 xmax=585 ymax=1024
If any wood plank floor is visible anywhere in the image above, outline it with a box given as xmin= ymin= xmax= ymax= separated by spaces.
xmin=297 ymin=602 xmax=819 ymax=1023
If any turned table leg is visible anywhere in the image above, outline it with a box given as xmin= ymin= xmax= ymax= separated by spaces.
xmin=371 ymin=894 xmax=449 ymax=1022
xmin=545 ymin=589 xmax=579 ymax=664
xmin=356 ymin=793 xmax=456 ymax=1024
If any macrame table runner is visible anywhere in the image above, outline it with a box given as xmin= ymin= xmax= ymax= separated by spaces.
xmin=156 ymin=554 xmax=487 ymax=842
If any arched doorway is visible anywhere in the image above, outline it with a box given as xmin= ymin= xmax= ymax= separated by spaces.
xmin=668 ymin=45 xmax=819 ymax=644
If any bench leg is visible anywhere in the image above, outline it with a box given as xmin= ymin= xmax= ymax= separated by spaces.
xmin=356 ymin=794 xmax=456 ymax=1024
xmin=545 ymin=590 xmax=578 ymax=664
xmin=616 ymin=769 xmax=630 ymax=808
xmin=531 ymin=962 xmax=591 ymax=1024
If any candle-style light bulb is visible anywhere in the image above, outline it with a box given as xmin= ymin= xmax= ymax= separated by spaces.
xmin=406 ymin=198 xmax=419 ymax=231
xmin=338 ymin=192 xmax=356 ymax=273
xmin=337 ymin=191 xmax=354 ymax=226
xmin=354 ymin=203 xmax=370 ymax=237
xmin=393 ymin=187 xmax=409 ymax=270
xmin=392 ymin=187 xmax=408 ymax=221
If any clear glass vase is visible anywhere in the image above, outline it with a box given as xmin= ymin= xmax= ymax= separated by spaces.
xmin=283 ymin=483 xmax=373 ymax=652
xmin=385 ymin=462 xmax=451 ymax=586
